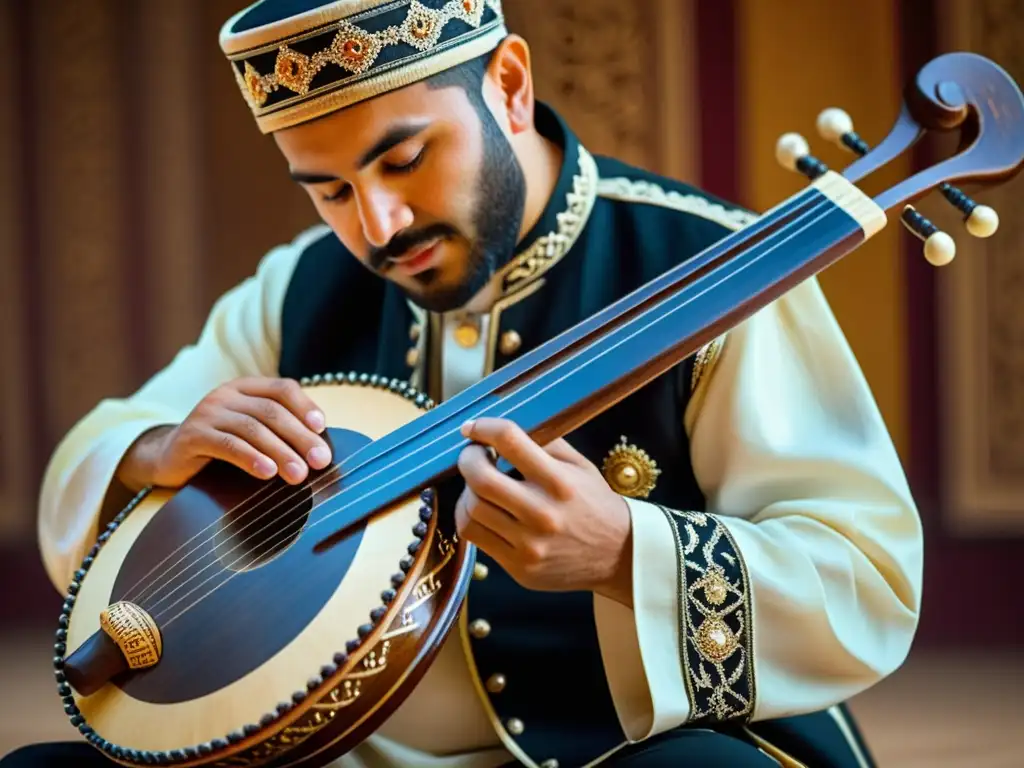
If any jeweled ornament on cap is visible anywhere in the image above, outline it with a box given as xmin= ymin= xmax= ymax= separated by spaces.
xmin=219 ymin=0 xmax=507 ymax=134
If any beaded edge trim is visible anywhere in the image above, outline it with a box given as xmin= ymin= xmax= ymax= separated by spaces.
xmin=54 ymin=371 xmax=436 ymax=766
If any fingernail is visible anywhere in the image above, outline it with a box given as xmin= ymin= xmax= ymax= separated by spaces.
xmin=307 ymin=446 xmax=331 ymax=468
xmin=285 ymin=462 xmax=306 ymax=483
xmin=254 ymin=457 xmax=277 ymax=479
xmin=460 ymin=420 xmax=474 ymax=437
xmin=306 ymin=410 xmax=325 ymax=432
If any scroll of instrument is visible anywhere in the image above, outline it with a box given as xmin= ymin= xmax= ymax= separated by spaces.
xmin=52 ymin=52 xmax=1023 ymax=768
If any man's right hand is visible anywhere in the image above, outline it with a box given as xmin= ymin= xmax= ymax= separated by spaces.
xmin=116 ymin=377 xmax=331 ymax=491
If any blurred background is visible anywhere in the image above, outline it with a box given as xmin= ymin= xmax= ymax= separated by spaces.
xmin=1 ymin=0 xmax=1021 ymax=764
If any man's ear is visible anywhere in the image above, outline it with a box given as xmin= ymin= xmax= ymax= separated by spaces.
xmin=482 ymin=34 xmax=534 ymax=135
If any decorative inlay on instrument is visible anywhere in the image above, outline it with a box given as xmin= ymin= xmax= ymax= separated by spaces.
xmin=55 ymin=52 xmax=1024 ymax=767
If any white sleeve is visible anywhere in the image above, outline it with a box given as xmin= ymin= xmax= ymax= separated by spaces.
xmin=36 ymin=226 xmax=325 ymax=592
xmin=595 ymin=276 xmax=922 ymax=739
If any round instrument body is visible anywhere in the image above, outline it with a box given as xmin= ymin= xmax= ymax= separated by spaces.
xmin=55 ymin=374 xmax=472 ymax=767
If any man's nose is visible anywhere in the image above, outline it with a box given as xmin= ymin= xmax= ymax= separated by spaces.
xmin=357 ymin=186 xmax=414 ymax=248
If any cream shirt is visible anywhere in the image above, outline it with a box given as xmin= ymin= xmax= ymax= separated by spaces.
xmin=37 ymin=223 xmax=922 ymax=767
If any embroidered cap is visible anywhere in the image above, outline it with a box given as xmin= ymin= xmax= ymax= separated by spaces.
xmin=220 ymin=0 xmax=507 ymax=134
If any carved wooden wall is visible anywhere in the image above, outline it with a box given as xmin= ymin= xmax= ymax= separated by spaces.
xmin=502 ymin=0 xmax=699 ymax=183
xmin=936 ymin=0 xmax=1024 ymax=534
xmin=0 ymin=0 xmax=700 ymax=546
xmin=0 ymin=0 xmax=318 ymax=545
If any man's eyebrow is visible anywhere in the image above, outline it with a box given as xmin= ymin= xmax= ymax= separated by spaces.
xmin=289 ymin=120 xmax=430 ymax=185
xmin=290 ymin=170 xmax=339 ymax=184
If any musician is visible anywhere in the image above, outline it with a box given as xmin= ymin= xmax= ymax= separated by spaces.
xmin=4 ymin=1 xmax=922 ymax=766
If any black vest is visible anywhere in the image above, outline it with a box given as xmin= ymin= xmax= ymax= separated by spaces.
xmin=278 ymin=105 xmax=754 ymax=767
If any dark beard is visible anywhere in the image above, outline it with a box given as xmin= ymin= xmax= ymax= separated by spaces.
xmin=370 ymin=107 xmax=526 ymax=314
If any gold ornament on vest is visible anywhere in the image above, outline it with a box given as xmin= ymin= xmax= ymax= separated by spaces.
xmin=601 ymin=436 xmax=660 ymax=498
xmin=454 ymin=319 xmax=481 ymax=347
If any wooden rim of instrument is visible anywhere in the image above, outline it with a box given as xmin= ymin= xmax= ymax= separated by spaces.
xmin=53 ymin=373 xmax=475 ymax=767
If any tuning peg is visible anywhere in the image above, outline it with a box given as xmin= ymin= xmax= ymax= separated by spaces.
xmin=938 ymin=183 xmax=1000 ymax=238
xmin=816 ymin=108 xmax=870 ymax=156
xmin=901 ymin=205 xmax=956 ymax=266
xmin=816 ymin=108 xmax=999 ymax=239
xmin=775 ymin=132 xmax=829 ymax=180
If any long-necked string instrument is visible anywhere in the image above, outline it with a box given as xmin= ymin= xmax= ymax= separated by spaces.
xmin=54 ymin=52 xmax=1023 ymax=768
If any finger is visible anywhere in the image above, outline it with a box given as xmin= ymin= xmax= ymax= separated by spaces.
xmin=236 ymin=377 xmax=326 ymax=434
xmin=213 ymin=411 xmax=310 ymax=484
xmin=178 ymin=422 xmax=282 ymax=482
xmin=460 ymin=418 xmax=564 ymax=495
xmin=455 ymin=489 xmax=517 ymax=565
xmin=542 ymin=437 xmax=587 ymax=466
xmin=458 ymin=444 xmax=538 ymax=521
xmin=458 ymin=485 xmax=522 ymax=546
xmin=233 ymin=394 xmax=332 ymax=470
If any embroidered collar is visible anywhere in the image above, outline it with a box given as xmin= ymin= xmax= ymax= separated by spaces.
xmin=494 ymin=103 xmax=598 ymax=298
xmin=406 ymin=102 xmax=598 ymax=322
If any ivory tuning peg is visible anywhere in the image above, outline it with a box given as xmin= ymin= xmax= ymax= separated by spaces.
xmin=816 ymin=107 xmax=1000 ymax=239
xmin=939 ymin=183 xmax=1000 ymax=238
xmin=774 ymin=132 xmax=829 ymax=180
xmin=815 ymin=108 xmax=870 ymax=156
xmin=902 ymin=205 xmax=956 ymax=266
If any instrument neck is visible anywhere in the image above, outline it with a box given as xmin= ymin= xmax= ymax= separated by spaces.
xmin=313 ymin=172 xmax=886 ymax=552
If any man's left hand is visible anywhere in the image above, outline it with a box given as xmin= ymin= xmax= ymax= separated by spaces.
xmin=455 ymin=417 xmax=634 ymax=607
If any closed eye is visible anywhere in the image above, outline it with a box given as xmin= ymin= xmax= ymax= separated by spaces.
xmin=317 ymin=145 xmax=426 ymax=203
xmin=383 ymin=146 xmax=426 ymax=174
xmin=322 ymin=184 xmax=351 ymax=203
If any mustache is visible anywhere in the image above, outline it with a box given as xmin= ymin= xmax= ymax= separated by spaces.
xmin=368 ymin=223 xmax=458 ymax=271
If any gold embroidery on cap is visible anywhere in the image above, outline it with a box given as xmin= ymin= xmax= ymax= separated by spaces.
xmin=233 ymin=0 xmax=502 ymax=109
xmin=602 ymin=436 xmax=660 ymax=499
xmin=243 ymin=62 xmax=268 ymax=106
xmin=404 ymin=2 xmax=444 ymax=47
xmin=332 ymin=24 xmax=382 ymax=74
xmin=274 ymin=47 xmax=311 ymax=93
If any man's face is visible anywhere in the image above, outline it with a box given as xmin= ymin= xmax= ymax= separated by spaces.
xmin=273 ymin=76 xmax=526 ymax=312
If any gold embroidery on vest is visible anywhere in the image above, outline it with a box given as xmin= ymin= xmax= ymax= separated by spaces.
xmin=595 ymin=177 xmax=757 ymax=232
xmin=496 ymin=144 xmax=598 ymax=296
xmin=691 ymin=336 xmax=725 ymax=393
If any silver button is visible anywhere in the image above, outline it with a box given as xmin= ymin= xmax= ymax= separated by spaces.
xmin=540 ymin=760 xmax=559 ymax=768
xmin=472 ymin=562 xmax=489 ymax=580
xmin=506 ymin=718 xmax=524 ymax=735
xmin=468 ymin=618 xmax=491 ymax=639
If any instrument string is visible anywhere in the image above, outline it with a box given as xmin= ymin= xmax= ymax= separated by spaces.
xmin=146 ymin=195 xmax=841 ymax=627
xmin=121 ymin=483 xmax=296 ymax=603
